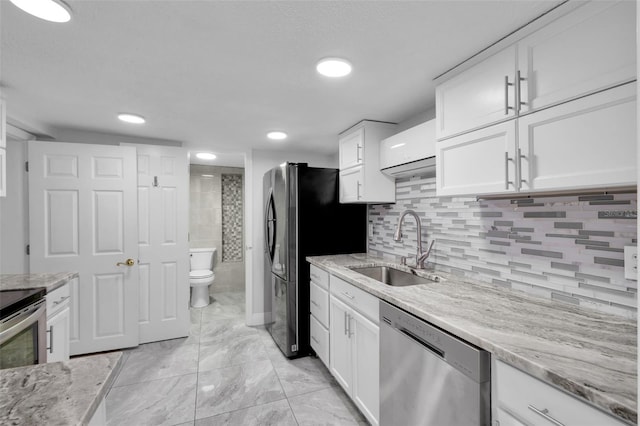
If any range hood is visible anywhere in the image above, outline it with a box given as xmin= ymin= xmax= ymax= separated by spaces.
xmin=381 ymin=156 xmax=436 ymax=178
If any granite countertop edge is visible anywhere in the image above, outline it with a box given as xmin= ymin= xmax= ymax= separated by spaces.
xmin=307 ymin=253 xmax=637 ymax=425
xmin=0 ymin=272 xmax=79 ymax=293
xmin=0 ymin=351 xmax=123 ymax=425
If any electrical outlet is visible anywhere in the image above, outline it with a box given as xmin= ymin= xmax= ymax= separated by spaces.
xmin=623 ymin=246 xmax=637 ymax=281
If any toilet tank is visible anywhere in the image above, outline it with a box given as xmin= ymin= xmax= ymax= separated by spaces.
xmin=190 ymin=248 xmax=216 ymax=270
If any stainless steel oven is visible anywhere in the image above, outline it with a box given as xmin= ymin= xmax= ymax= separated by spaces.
xmin=0 ymin=288 xmax=47 ymax=369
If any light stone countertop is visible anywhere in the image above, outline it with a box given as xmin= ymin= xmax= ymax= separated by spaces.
xmin=0 ymin=272 xmax=78 ymax=293
xmin=307 ymin=253 xmax=637 ymax=425
xmin=0 ymin=352 xmax=123 ymax=425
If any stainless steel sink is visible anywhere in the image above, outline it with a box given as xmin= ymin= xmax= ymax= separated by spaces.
xmin=350 ymin=266 xmax=438 ymax=287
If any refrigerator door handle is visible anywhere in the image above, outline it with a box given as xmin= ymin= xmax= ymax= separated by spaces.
xmin=264 ymin=188 xmax=276 ymax=262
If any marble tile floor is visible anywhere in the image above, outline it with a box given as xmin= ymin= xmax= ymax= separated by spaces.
xmin=106 ymin=291 xmax=368 ymax=426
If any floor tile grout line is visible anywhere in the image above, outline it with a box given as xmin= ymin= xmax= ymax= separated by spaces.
xmin=194 ymin=397 xmax=291 ymax=423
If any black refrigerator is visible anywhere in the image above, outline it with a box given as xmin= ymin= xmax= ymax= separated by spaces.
xmin=263 ymin=163 xmax=367 ymax=358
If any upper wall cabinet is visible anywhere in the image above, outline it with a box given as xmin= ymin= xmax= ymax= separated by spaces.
xmin=436 ymin=0 xmax=636 ymax=141
xmin=436 ymin=46 xmax=516 ymax=140
xmin=339 ymin=120 xmax=396 ymax=204
xmin=518 ymin=1 xmax=636 ymax=114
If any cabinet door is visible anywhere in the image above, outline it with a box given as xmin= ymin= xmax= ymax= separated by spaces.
xmin=339 ymin=127 xmax=364 ymax=169
xmin=309 ymin=314 xmax=329 ymax=368
xmin=47 ymin=306 xmax=70 ymax=363
xmin=518 ymin=83 xmax=636 ymax=192
xmin=518 ymin=1 xmax=636 ymax=114
xmin=339 ymin=166 xmax=364 ymax=203
xmin=329 ymin=295 xmax=352 ymax=393
xmin=310 ymin=280 xmax=329 ymax=328
xmin=436 ymin=120 xmax=517 ymax=196
xmin=436 ymin=46 xmax=516 ymax=140
xmin=351 ymin=309 xmax=380 ymax=426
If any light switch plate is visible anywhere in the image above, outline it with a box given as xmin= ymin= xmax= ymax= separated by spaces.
xmin=623 ymin=246 xmax=637 ymax=280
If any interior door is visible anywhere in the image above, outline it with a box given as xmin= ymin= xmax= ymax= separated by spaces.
xmin=132 ymin=145 xmax=189 ymax=344
xmin=28 ymin=141 xmax=138 ymax=355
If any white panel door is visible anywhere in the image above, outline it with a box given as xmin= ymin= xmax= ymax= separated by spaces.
xmin=132 ymin=145 xmax=189 ymax=344
xmin=329 ymin=295 xmax=352 ymax=394
xmin=436 ymin=120 xmax=517 ymax=196
xmin=518 ymin=1 xmax=636 ymax=114
xmin=436 ymin=46 xmax=517 ymax=140
xmin=29 ymin=141 xmax=138 ymax=355
xmin=518 ymin=83 xmax=637 ymax=192
xmin=351 ymin=309 xmax=380 ymax=426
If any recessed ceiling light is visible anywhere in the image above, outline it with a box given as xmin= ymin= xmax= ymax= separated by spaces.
xmin=9 ymin=0 xmax=72 ymax=23
xmin=196 ymin=153 xmax=217 ymax=160
xmin=267 ymin=131 xmax=287 ymax=141
xmin=118 ymin=113 xmax=146 ymax=124
xmin=316 ymin=58 xmax=352 ymax=77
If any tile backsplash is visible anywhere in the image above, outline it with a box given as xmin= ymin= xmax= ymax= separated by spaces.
xmin=368 ymin=174 xmax=638 ymax=319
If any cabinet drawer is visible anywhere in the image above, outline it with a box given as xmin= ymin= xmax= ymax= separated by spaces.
xmin=310 ymin=264 xmax=329 ymax=290
xmin=310 ymin=314 xmax=329 ymax=367
xmin=330 ymin=275 xmax=378 ymax=324
xmin=495 ymin=360 xmax=626 ymax=426
xmin=46 ymin=283 xmax=70 ymax=316
xmin=310 ymin=280 xmax=329 ymax=328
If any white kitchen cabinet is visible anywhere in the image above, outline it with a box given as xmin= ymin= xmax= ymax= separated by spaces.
xmin=0 ymin=98 xmax=6 ymax=198
xmin=329 ymin=275 xmax=379 ymax=426
xmin=379 ymin=119 xmax=436 ymax=174
xmin=436 ymin=0 xmax=635 ymax=141
xmin=517 ymin=1 xmax=636 ymax=114
xmin=338 ymin=120 xmax=396 ymax=204
xmin=46 ymin=282 xmax=71 ymax=363
xmin=339 ymin=127 xmax=365 ymax=170
xmin=436 ymin=121 xmax=517 ymax=197
xmin=493 ymin=359 xmax=628 ymax=426
xmin=437 ymin=83 xmax=636 ymax=197
xmin=519 ymin=82 xmax=636 ymax=193
xmin=309 ymin=264 xmax=330 ymax=367
xmin=436 ymin=46 xmax=517 ymax=140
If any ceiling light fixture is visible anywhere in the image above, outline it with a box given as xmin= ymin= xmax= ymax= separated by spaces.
xmin=267 ymin=131 xmax=287 ymax=141
xmin=118 ymin=113 xmax=146 ymax=124
xmin=196 ymin=153 xmax=217 ymax=161
xmin=9 ymin=0 xmax=72 ymax=23
xmin=316 ymin=58 xmax=352 ymax=77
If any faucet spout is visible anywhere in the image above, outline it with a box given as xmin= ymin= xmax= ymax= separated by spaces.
xmin=394 ymin=209 xmax=432 ymax=269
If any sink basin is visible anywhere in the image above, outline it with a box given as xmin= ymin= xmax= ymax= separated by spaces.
xmin=350 ymin=266 xmax=438 ymax=287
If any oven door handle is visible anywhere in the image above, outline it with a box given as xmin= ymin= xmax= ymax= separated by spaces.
xmin=0 ymin=302 xmax=46 ymax=345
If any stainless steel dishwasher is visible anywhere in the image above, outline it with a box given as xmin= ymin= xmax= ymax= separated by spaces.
xmin=380 ymin=300 xmax=491 ymax=426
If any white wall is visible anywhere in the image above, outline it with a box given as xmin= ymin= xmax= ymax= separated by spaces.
xmin=0 ymin=139 xmax=29 ymax=274
xmin=246 ymin=148 xmax=337 ymax=325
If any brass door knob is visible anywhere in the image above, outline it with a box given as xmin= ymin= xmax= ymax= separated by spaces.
xmin=116 ymin=258 xmax=135 ymax=267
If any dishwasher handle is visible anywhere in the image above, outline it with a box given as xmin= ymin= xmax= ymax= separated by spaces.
xmin=400 ymin=327 xmax=445 ymax=358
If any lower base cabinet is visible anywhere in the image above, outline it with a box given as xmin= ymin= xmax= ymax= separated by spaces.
xmin=329 ymin=276 xmax=379 ymax=426
xmin=493 ymin=359 xmax=628 ymax=426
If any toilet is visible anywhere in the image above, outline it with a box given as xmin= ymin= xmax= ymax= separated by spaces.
xmin=189 ymin=248 xmax=216 ymax=308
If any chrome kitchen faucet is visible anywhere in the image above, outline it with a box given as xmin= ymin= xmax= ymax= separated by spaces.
xmin=393 ymin=209 xmax=434 ymax=269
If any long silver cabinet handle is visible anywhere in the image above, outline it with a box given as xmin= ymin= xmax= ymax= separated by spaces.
xmin=47 ymin=325 xmax=54 ymax=353
xmin=53 ymin=296 xmax=70 ymax=306
xmin=527 ymin=405 xmax=565 ymax=426
xmin=342 ymin=291 xmax=355 ymax=300
xmin=516 ymin=70 xmax=526 ymax=113
xmin=347 ymin=314 xmax=353 ymax=337
xmin=504 ymin=76 xmax=514 ymax=115
xmin=504 ymin=152 xmax=514 ymax=190
xmin=356 ymin=145 xmax=362 ymax=163
xmin=517 ymin=148 xmax=526 ymax=190
xmin=344 ymin=311 xmax=348 ymax=335
xmin=356 ymin=182 xmax=361 ymax=200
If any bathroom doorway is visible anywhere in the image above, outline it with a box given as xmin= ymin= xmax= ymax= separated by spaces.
xmin=189 ymin=164 xmax=245 ymax=299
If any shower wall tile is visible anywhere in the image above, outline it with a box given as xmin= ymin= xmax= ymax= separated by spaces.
xmin=368 ymin=174 xmax=637 ymax=319
xmin=222 ymin=173 xmax=244 ymax=262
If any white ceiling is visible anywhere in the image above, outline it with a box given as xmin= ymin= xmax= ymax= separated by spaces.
xmin=1 ymin=0 xmax=559 ymax=166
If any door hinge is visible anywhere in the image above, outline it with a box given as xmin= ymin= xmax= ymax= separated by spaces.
xmin=153 ymin=176 xmax=158 ymax=187
xmin=25 ymin=161 xmax=29 ymax=172
xmin=291 ymin=344 xmax=298 ymax=352
xmin=26 ymin=244 xmax=30 ymax=255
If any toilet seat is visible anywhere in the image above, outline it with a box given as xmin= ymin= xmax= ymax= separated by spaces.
xmin=190 ymin=269 xmax=214 ymax=279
